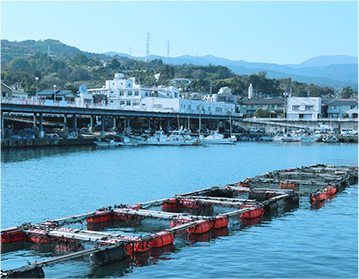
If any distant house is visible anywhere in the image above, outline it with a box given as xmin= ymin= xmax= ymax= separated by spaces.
xmin=1 ymin=82 xmax=29 ymax=99
xmin=239 ymin=98 xmax=284 ymax=118
xmin=37 ymin=90 xmax=77 ymax=102
xmin=327 ymin=99 xmax=358 ymax=118
xmin=287 ymin=97 xmax=322 ymax=120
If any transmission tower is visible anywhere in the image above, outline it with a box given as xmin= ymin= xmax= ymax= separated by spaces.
xmin=167 ymin=41 xmax=170 ymax=64
xmin=145 ymin=32 xmax=151 ymax=62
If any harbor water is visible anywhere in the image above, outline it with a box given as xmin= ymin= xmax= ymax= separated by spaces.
xmin=1 ymin=141 xmax=358 ymax=278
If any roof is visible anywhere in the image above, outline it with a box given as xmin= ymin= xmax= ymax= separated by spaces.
xmin=38 ymin=90 xmax=76 ymax=97
xmin=241 ymin=98 xmax=284 ymax=105
xmin=328 ymin=99 xmax=358 ymax=106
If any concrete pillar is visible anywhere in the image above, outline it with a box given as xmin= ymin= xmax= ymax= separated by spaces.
xmin=100 ymin=116 xmax=105 ymax=137
xmin=147 ymin=118 xmax=151 ymax=129
xmin=167 ymin=118 xmax=170 ymax=131
xmin=1 ymin=112 xmax=4 ymax=139
xmin=38 ymin=113 xmax=44 ymax=138
xmin=72 ymin=114 xmax=77 ymax=129
xmin=64 ymin=115 xmax=67 ymax=129
xmin=33 ymin=114 xmax=36 ymax=128
xmin=113 ymin=117 xmax=117 ymax=129
xmin=90 ymin=116 xmax=94 ymax=130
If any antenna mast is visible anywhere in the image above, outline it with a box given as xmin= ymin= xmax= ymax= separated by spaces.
xmin=145 ymin=32 xmax=151 ymax=62
xmin=167 ymin=40 xmax=170 ymax=64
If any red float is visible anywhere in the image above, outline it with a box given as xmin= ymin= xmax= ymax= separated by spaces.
xmin=211 ymin=217 xmax=229 ymax=229
xmin=186 ymin=220 xmax=211 ymax=234
xmin=25 ymin=228 xmax=55 ymax=244
xmin=238 ymin=180 xmax=250 ymax=187
xmin=87 ymin=211 xmax=112 ymax=223
xmin=170 ymin=218 xmax=190 ymax=227
xmin=310 ymin=192 xmax=326 ymax=203
xmin=161 ymin=198 xmax=178 ymax=209
xmin=279 ymin=181 xmax=299 ymax=189
xmin=324 ymin=186 xmax=337 ymax=195
xmin=149 ymin=232 xmax=174 ymax=247
xmin=178 ymin=199 xmax=201 ymax=209
xmin=240 ymin=205 xmax=264 ymax=219
xmin=1 ymin=229 xmax=24 ymax=244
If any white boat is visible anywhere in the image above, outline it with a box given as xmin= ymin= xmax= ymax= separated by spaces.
xmin=260 ymin=135 xmax=274 ymax=141
xmin=140 ymin=130 xmax=200 ymax=146
xmin=202 ymin=131 xmax=235 ymax=144
xmin=281 ymin=134 xmax=301 ymax=142
xmin=301 ymin=135 xmax=314 ymax=143
xmin=94 ymin=139 xmax=121 ymax=147
xmin=323 ymin=135 xmax=338 ymax=143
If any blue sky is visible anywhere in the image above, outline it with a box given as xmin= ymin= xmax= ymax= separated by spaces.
xmin=1 ymin=1 xmax=358 ymax=64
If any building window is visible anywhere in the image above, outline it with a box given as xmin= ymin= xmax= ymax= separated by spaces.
xmin=128 ymin=91 xmax=133 ymax=96
xmin=134 ymin=91 xmax=139 ymax=96
xmin=120 ymin=101 xmax=125 ymax=105
xmin=208 ymin=107 xmax=211 ymax=111
xmin=119 ymin=91 xmax=124 ymax=96
xmin=188 ymin=105 xmax=191 ymax=110
xmin=128 ymin=84 xmax=131 ymax=87
xmin=133 ymin=101 xmax=140 ymax=106
xmin=292 ymin=105 xmax=300 ymax=110
xmin=175 ymin=93 xmax=178 ymax=98
xmin=305 ymin=105 xmax=313 ymax=111
xmin=126 ymin=100 xmax=131 ymax=106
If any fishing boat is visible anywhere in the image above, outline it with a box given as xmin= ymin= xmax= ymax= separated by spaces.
xmin=139 ymin=130 xmax=200 ymax=146
xmin=323 ymin=135 xmax=338 ymax=143
xmin=300 ymin=135 xmax=314 ymax=143
xmin=94 ymin=138 xmax=121 ymax=147
xmin=202 ymin=131 xmax=235 ymax=144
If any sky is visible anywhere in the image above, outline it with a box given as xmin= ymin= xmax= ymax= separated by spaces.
xmin=1 ymin=1 xmax=358 ymax=65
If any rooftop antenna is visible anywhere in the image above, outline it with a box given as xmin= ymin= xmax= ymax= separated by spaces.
xmin=167 ymin=40 xmax=170 ymax=64
xmin=145 ymin=32 xmax=151 ymax=62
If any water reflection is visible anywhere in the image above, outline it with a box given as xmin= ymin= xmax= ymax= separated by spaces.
xmin=1 ymin=146 xmax=96 ymax=163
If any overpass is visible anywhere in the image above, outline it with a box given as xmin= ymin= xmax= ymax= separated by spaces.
xmin=1 ymin=102 xmax=242 ymax=138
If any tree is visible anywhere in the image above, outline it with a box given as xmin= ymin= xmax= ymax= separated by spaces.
xmin=340 ymin=86 xmax=356 ymax=99
xmin=72 ymin=53 xmax=88 ymax=65
xmin=255 ymin=108 xmax=269 ymax=118
xmin=109 ymin=58 xmax=121 ymax=70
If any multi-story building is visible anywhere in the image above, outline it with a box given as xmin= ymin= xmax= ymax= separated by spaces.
xmin=238 ymin=98 xmax=284 ymax=118
xmin=287 ymin=97 xmax=322 ymax=120
xmin=326 ymin=99 xmax=358 ymax=118
xmin=87 ymin=73 xmax=236 ymax=115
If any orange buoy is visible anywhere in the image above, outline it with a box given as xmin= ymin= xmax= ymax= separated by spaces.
xmin=1 ymin=229 xmax=24 ymax=244
xmin=240 ymin=205 xmax=264 ymax=219
xmin=186 ymin=220 xmax=211 ymax=234
xmin=87 ymin=211 xmax=112 ymax=223
xmin=149 ymin=232 xmax=174 ymax=247
xmin=211 ymin=217 xmax=229 ymax=229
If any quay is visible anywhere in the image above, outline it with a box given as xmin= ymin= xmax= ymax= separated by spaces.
xmin=1 ymin=164 xmax=357 ymax=278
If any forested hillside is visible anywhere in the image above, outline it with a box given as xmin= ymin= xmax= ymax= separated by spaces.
xmin=1 ymin=39 xmax=357 ymax=100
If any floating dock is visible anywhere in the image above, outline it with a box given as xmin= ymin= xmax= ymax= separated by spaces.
xmin=1 ymin=164 xmax=357 ymax=278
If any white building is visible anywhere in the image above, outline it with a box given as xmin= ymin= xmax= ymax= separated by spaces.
xmin=287 ymin=97 xmax=322 ymax=120
xmin=76 ymin=84 xmax=93 ymax=107
xmin=87 ymin=73 xmax=236 ymax=115
xmin=248 ymin=84 xmax=254 ymax=99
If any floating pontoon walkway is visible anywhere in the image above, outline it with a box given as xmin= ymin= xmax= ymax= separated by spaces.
xmin=1 ymin=164 xmax=357 ymax=278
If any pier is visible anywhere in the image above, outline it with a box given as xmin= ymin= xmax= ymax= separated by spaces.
xmin=1 ymin=164 xmax=357 ymax=278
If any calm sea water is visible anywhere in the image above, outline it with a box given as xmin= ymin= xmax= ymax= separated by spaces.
xmin=1 ymin=142 xmax=358 ymax=278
